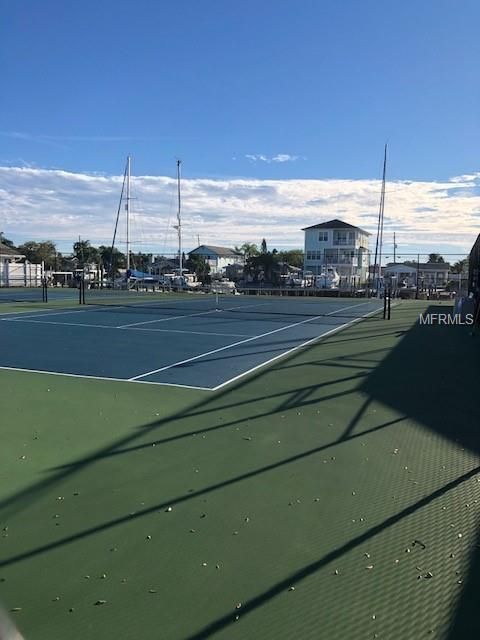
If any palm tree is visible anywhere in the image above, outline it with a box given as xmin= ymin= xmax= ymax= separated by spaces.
xmin=235 ymin=243 xmax=259 ymax=259
xmin=427 ymin=253 xmax=445 ymax=263
xmin=451 ymin=259 xmax=468 ymax=274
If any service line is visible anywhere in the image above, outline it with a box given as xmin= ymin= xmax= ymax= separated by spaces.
xmin=129 ymin=301 xmax=375 ymax=381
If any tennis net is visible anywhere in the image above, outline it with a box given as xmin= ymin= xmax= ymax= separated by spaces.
xmin=83 ymin=287 xmax=387 ymax=320
xmin=0 ymin=283 xmax=47 ymax=303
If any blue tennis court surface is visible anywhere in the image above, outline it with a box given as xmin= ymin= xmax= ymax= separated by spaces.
xmin=0 ymin=295 xmax=385 ymax=390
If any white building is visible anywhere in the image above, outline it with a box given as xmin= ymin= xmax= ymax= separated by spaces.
xmin=384 ymin=262 xmax=450 ymax=288
xmin=383 ymin=263 xmax=417 ymax=287
xmin=302 ymin=219 xmax=370 ymax=285
xmin=188 ymin=245 xmax=244 ymax=275
xmin=1 ymin=242 xmax=44 ymax=286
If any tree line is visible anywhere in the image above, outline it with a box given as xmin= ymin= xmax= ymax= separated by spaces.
xmin=235 ymin=240 xmax=304 ymax=282
xmin=0 ymin=236 xmax=305 ymax=278
xmin=2 ymin=235 xmax=467 ymax=278
xmin=403 ymin=254 xmax=468 ymax=274
xmin=0 ymin=236 xmax=136 ymax=271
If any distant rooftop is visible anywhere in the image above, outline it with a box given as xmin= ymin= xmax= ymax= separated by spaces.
xmin=418 ymin=262 xmax=450 ymax=270
xmin=386 ymin=262 xmax=450 ymax=270
xmin=0 ymin=241 xmax=24 ymax=258
xmin=189 ymin=245 xmax=243 ymax=257
xmin=302 ymin=219 xmax=370 ymax=235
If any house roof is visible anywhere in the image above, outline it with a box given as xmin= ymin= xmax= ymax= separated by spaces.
xmin=189 ymin=245 xmax=243 ymax=257
xmin=386 ymin=262 xmax=450 ymax=271
xmin=385 ymin=263 xmax=417 ymax=271
xmin=419 ymin=262 xmax=450 ymax=270
xmin=0 ymin=241 xmax=24 ymax=258
xmin=153 ymin=257 xmax=177 ymax=266
xmin=302 ymin=219 xmax=370 ymax=235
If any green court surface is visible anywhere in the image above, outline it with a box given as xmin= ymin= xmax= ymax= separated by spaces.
xmin=0 ymin=301 xmax=479 ymax=639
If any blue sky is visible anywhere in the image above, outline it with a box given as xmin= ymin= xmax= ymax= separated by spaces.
xmin=1 ymin=0 xmax=479 ymax=256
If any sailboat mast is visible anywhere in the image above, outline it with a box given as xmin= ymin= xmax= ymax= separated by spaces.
xmin=177 ymin=159 xmax=182 ymax=278
xmin=372 ymin=144 xmax=387 ymax=294
xmin=377 ymin=144 xmax=387 ymax=291
xmin=126 ymin=155 xmax=131 ymax=276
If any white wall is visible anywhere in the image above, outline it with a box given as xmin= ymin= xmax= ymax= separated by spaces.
xmin=0 ymin=261 xmax=44 ymax=286
xmin=189 ymin=248 xmax=244 ymax=274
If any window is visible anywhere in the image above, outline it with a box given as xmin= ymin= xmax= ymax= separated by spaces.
xmin=333 ymin=230 xmax=356 ymax=246
xmin=338 ymin=250 xmax=355 ymax=263
xmin=318 ymin=231 xmax=328 ymax=242
xmin=325 ymin=249 xmax=338 ymax=263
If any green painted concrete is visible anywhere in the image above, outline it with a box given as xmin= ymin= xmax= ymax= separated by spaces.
xmin=0 ymin=301 xmax=478 ymax=640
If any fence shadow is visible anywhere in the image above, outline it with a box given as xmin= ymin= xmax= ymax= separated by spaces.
xmin=361 ymin=305 xmax=480 ymax=639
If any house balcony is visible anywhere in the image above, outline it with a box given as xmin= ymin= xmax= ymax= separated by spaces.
xmin=332 ymin=240 xmax=355 ymax=247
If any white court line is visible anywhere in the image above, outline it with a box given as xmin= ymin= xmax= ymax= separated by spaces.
xmin=129 ymin=301 xmax=377 ymax=381
xmin=211 ymin=304 xmax=383 ymax=390
xmin=86 ymin=293 xmax=210 ymax=305
xmin=0 ymin=301 xmax=384 ymax=392
xmin=0 ymin=304 xmax=83 ymax=318
xmin=4 ymin=319 xmax=126 ymax=330
xmin=124 ymin=326 xmax=250 ymax=338
xmin=0 ymin=295 xmax=207 ymax=320
xmin=0 ymin=365 xmax=213 ymax=391
xmin=117 ymin=308 xmax=223 ymax=328
xmin=116 ymin=299 xmax=273 ymax=329
xmin=1 ymin=309 xmax=91 ymax=321
xmin=4 ymin=317 xmax=250 ymax=338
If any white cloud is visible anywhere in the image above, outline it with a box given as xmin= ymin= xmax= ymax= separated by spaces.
xmin=0 ymin=165 xmax=479 ymax=257
xmin=245 ymin=153 xmax=300 ymax=163
xmin=271 ymin=154 xmax=300 ymax=163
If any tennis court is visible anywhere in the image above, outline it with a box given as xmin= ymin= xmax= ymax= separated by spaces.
xmin=1 ymin=300 xmax=480 ymax=640
xmin=0 ymin=291 xmax=385 ymax=390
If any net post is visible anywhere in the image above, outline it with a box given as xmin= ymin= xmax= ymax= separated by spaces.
xmin=42 ymin=276 xmax=48 ymax=303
